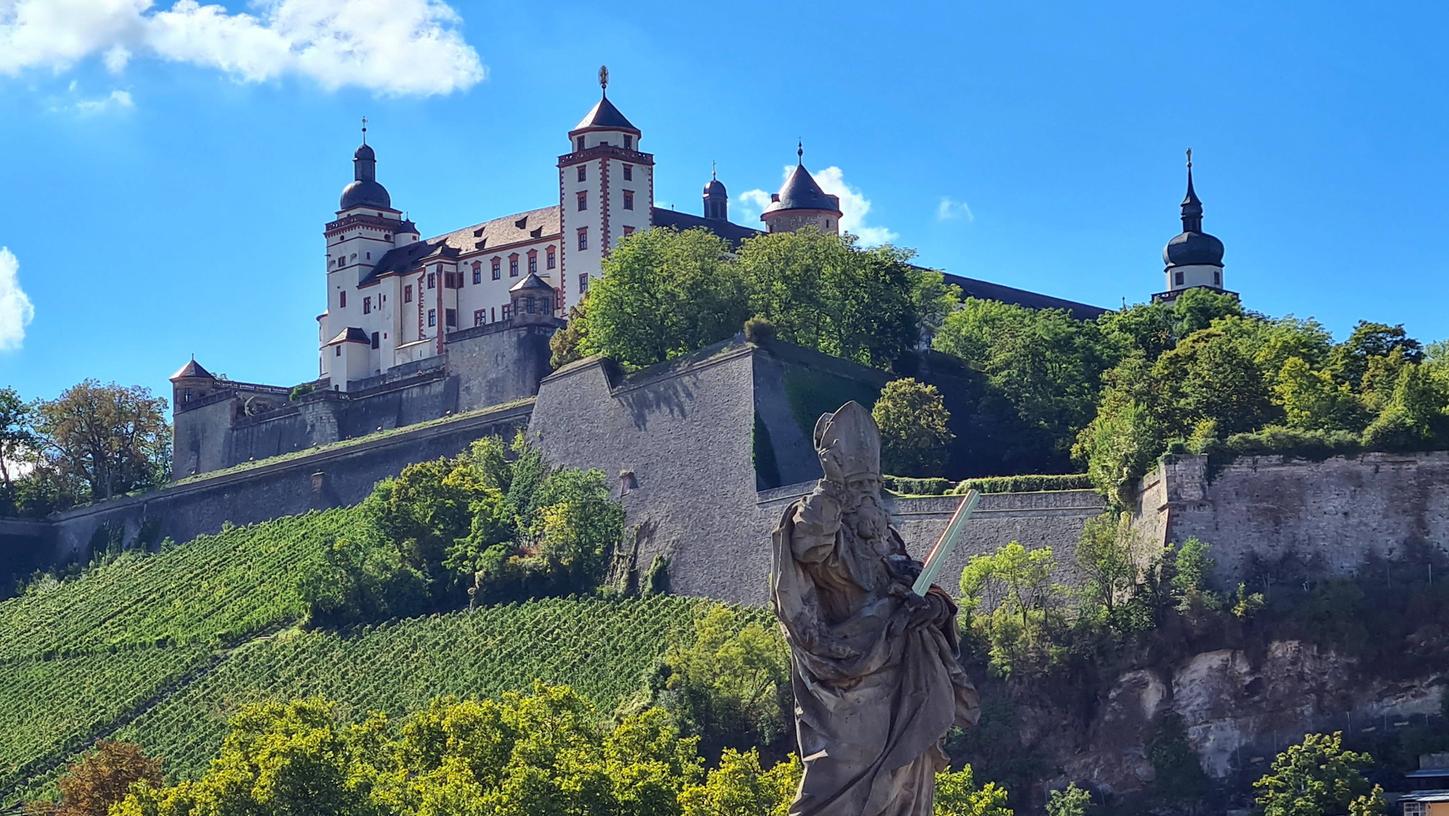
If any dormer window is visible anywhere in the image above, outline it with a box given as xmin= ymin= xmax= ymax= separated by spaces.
xmin=575 ymin=136 xmax=584 ymax=151
xmin=623 ymin=135 xmax=633 ymax=150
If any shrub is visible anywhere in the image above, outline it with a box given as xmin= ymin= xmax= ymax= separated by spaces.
xmin=883 ymin=475 xmax=954 ymax=496
xmin=953 ymin=473 xmax=1092 ymax=494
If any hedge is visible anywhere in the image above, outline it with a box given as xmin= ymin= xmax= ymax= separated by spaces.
xmin=882 ymin=473 xmax=1092 ymax=496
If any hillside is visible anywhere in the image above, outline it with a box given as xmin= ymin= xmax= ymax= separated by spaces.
xmin=0 ymin=508 xmax=764 ymax=806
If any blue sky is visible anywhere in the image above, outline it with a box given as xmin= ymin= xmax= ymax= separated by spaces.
xmin=1 ymin=1 xmax=1447 ymax=403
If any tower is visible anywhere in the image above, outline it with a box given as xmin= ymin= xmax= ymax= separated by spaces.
xmin=1155 ymin=149 xmax=1227 ymax=303
xmin=169 ymin=357 xmax=217 ymax=410
xmin=557 ymin=66 xmax=654 ymax=312
xmin=703 ymin=163 xmax=728 ymax=221
xmin=760 ymin=142 xmax=842 ymax=235
xmin=319 ymin=121 xmax=418 ymax=381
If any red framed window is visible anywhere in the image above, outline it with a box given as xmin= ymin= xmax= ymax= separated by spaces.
xmin=546 ymin=246 xmax=556 ymax=269
xmin=622 ymin=190 xmax=634 ymax=210
xmin=474 ymin=309 xmax=485 ymax=326
xmin=404 ymin=285 xmax=412 ymax=303
xmin=509 ymin=254 xmax=520 ymax=277
xmin=527 ymin=249 xmax=538 ymax=275
xmin=576 ymin=191 xmax=588 ymax=211
xmin=491 ymin=257 xmax=501 ymax=280
xmin=577 ymin=227 xmax=588 ymax=251
xmin=622 ymin=164 xmax=632 ymax=181
xmin=576 ymin=164 xmax=586 ymax=182
xmin=362 ymin=296 xmax=371 ymax=314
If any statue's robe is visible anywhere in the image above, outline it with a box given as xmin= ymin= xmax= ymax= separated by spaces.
xmin=771 ymin=493 xmax=979 ymax=816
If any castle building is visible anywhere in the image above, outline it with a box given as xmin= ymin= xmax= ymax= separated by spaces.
xmin=1154 ymin=149 xmax=1230 ymax=303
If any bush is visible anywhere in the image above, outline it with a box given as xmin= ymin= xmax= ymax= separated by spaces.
xmin=883 ymin=475 xmax=955 ymax=495
xmin=288 ymin=383 xmax=314 ymax=401
xmin=744 ymin=316 xmax=776 ymax=345
xmin=953 ymin=473 xmax=1092 ymax=494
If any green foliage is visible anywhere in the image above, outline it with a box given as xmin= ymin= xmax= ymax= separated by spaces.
xmin=1330 ymin=321 xmax=1424 ymax=389
xmin=678 ymin=749 xmax=799 ymax=816
xmin=934 ymin=299 xmax=1113 ymax=466
xmin=1072 ymin=354 xmax=1166 ymax=504
xmin=934 ymin=765 xmax=1013 ymax=816
xmin=113 ymin=686 xmax=706 ymax=816
xmin=952 ymin=473 xmax=1092 ymax=494
xmin=30 ymin=380 xmax=171 ymax=505
xmin=1045 ymin=783 xmax=1092 ymax=816
xmin=883 ymin=475 xmax=955 ymax=495
xmin=958 ymin=542 xmax=1068 ymax=676
xmin=1144 ymin=712 xmax=1209 ymax=806
xmin=873 ymin=378 xmax=955 ymax=476
xmin=301 ymin=435 xmax=625 ymax=622
xmin=743 ymin=316 xmax=777 ymax=345
xmin=549 ymin=301 xmax=591 ymax=369
xmin=0 ymin=386 xmax=37 ymax=515
xmin=582 ymin=228 xmax=749 ymax=368
xmin=1274 ymin=356 xmax=1367 ymax=432
xmin=1253 ymin=732 xmax=1384 ymax=816
xmin=287 ymin=383 xmax=314 ymax=401
xmin=73 ymin=597 xmax=768 ymax=785
xmin=739 ymin=229 xmax=923 ymax=369
xmin=1170 ymin=537 xmax=1222 ymax=615
xmin=1075 ymin=512 xmax=1140 ymax=629
xmin=651 ymin=606 xmax=790 ymax=757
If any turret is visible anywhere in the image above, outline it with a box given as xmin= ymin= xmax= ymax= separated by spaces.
xmin=509 ymin=273 xmax=557 ymax=326
xmin=703 ymin=163 xmax=728 ymax=221
xmin=760 ymin=142 xmax=842 ymax=235
xmin=169 ymin=357 xmax=217 ymax=409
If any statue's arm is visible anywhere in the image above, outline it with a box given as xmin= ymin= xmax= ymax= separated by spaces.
xmin=791 ymin=483 xmax=843 ymax=563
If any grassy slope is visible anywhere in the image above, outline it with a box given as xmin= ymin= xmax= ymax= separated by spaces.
xmin=0 ymin=508 xmax=762 ymax=805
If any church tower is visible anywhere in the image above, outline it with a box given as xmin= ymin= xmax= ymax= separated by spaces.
xmin=761 ymin=143 xmax=843 ymax=235
xmin=319 ymin=121 xmax=418 ymax=380
xmin=1154 ymin=149 xmax=1227 ymax=303
xmin=557 ymin=66 xmax=654 ymax=312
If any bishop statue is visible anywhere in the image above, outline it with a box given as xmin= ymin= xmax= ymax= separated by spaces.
xmin=771 ymin=401 xmax=979 ymax=815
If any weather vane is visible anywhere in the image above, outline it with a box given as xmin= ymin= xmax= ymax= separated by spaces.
xmin=599 ymin=65 xmax=609 ymax=95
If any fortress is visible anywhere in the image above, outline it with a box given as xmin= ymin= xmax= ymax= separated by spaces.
xmin=166 ymin=69 xmax=1242 ymax=481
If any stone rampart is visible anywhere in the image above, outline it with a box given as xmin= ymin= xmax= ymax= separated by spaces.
xmin=1137 ymin=451 xmax=1449 ymax=587
xmin=44 ymin=401 xmax=533 ymax=566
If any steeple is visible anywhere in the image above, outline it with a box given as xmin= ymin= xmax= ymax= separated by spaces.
xmin=1180 ymin=148 xmax=1203 ymax=233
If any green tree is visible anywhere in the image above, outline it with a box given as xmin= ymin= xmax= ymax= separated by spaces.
xmin=959 ymin=541 xmax=1066 ymax=675
xmin=1045 ymin=783 xmax=1092 ymax=816
xmin=582 ymin=228 xmax=748 ymax=368
xmin=934 ymin=765 xmax=1013 ymax=816
xmin=934 ymin=299 xmax=1112 ymax=462
xmin=873 ymin=378 xmax=955 ymax=476
xmin=679 ymin=749 xmax=799 ymax=816
xmin=1154 ymin=327 xmax=1277 ymax=437
xmin=1253 ymin=732 xmax=1384 ymax=816
xmin=1331 ymin=321 xmax=1424 ymax=390
xmin=0 ymin=386 xmax=36 ymax=503
xmin=1075 ymin=512 xmax=1139 ymax=626
xmin=654 ymin=606 xmax=791 ymax=755
xmin=40 ymin=740 xmax=162 ymax=816
xmin=737 ymin=228 xmax=920 ymax=369
xmin=549 ymin=300 xmax=591 ymax=370
xmin=1169 ymin=287 xmax=1243 ymax=339
xmin=1072 ymin=354 xmax=1168 ymax=504
xmin=1273 ymin=356 xmax=1367 ymax=432
xmin=32 ymin=380 xmax=170 ymax=503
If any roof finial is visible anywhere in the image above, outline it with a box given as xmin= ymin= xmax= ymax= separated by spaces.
xmin=361 ymin=115 xmax=368 ymax=145
xmin=797 ymin=139 xmax=804 ymax=164
xmin=711 ymin=160 xmax=717 ymax=181
xmin=1186 ymin=147 xmax=1192 ymax=170
xmin=599 ymin=65 xmax=609 ymax=97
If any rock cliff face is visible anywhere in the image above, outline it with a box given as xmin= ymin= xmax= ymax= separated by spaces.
xmin=983 ymin=640 xmax=1444 ymax=806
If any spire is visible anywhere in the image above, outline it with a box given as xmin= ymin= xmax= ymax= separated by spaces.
xmin=712 ymin=160 xmax=717 ymax=181
xmin=361 ymin=115 xmax=367 ymax=145
xmin=1180 ymin=147 xmax=1203 ymax=233
xmin=797 ymin=139 xmax=804 ymax=165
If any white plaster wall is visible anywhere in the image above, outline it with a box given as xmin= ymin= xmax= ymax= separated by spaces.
xmin=1164 ymin=263 xmax=1223 ymax=292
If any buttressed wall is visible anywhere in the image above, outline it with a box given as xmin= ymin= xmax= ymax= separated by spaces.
xmin=1136 ymin=451 xmax=1449 ymax=587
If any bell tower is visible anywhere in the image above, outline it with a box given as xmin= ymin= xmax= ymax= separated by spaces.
xmin=557 ymin=66 xmax=654 ymax=312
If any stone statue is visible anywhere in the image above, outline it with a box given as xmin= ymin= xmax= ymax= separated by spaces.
xmin=770 ymin=401 xmax=979 ymax=816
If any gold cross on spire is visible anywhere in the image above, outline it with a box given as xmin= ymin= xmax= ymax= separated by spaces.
xmin=599 ymin=65 xmax=609 ymax=95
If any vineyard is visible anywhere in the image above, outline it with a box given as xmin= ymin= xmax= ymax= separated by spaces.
xmin=0 ymin=508 xmax=364 ymax=661
xmin=109 ymin=596 xmax=769 ymax=780
xmin=0 ymin=504 xmax=769 ymax=807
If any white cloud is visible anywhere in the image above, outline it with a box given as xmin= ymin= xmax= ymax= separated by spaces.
xmin=737 ymin=165 xmax=898 ymax=246
xmin=49 ymin=80 xmax=135 ymax=114
xmin=936 ymin=196 xmax=974 ymax=223
xmin=0 ymin=0 xmax=485 ymax=96
xmin=0 ymin=248 xmax=35 ymax=353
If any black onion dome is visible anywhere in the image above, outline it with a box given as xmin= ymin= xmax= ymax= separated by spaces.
xmin=340 ymin=179 xmax=391 ymax=210
xmin=703 ymin=178 xmax=727 ymax=196
xmin=354 ymin=144 xmax=376 ymax=161
xmin=1164 ymin=231 xmax=1225 ymax=267
xmin=765 ymin=164 xmax=841 ymax=214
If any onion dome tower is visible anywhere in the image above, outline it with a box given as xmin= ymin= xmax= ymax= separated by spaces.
xmin=1155 ymin=149 xmax=1228 ymax=303
xmin=703 ymin=162 xmax=728 ymax=221
xmin=761 ymin=142 xmax=843 ymax=235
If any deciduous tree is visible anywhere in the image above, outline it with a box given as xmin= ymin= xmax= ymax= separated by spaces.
xmin=872 ymin=378 xmax=955 ymax=476
xmin=1253 ymin=732 xmax=1384 ymax=816
xmin=32 ymin=380 xmax=169 ymax=502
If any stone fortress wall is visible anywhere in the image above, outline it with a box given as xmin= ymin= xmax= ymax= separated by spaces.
xmin=8 ymin=338 xmax=1449 ymax=602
